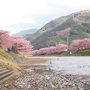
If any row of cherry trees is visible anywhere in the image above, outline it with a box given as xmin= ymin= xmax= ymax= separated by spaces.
xmin=31 ymin=38 xmax=90 ymax=56
xmin=0 ymin=30 xmax=33 ymax=55
xmin=0 ymin=30 xmax=90 ymax=56
xmin=31 ymin=44 xmax=68 ymax=55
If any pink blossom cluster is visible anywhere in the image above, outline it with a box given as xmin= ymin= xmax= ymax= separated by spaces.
xmin=32 ymin=38 xmax=90 ymax=56
xmin=31 ymin=44 xmax=68 ymax=55
xmin=0 ymin=30 xmax=13 ymax=49
xmin=0 ymin=30 xmax=33 ymax=55
xmin=70 ymin=38 xmax=90 ymax=51
xmin=12 ymin=36 xmax=33 ymax=55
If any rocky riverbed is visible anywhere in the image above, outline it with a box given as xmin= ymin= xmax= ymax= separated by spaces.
xmin=7 ymin=70 xmax=90 ymax=90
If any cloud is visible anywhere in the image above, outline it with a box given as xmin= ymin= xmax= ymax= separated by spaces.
xmin=0 ymin=0 xmax=90 ymax=33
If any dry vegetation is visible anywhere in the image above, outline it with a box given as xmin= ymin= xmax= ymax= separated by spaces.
xmin=18 ymin=51 xmax=48 ymax=64
xmin=0 ymin=48 xmax=25 ymax=74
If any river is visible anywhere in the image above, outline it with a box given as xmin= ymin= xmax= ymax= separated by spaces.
xmin=36 ymin=56 xmax=90 ymax=75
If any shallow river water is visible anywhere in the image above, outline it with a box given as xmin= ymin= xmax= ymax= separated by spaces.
xmin=42 ymin=56 xmax=90 ymax=75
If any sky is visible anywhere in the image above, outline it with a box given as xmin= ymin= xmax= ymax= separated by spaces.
xmin=0 ymin=0 xmax=90 ymax=34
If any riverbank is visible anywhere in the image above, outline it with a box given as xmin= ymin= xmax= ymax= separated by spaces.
xmin=2 ymin=56 xmax=90 ymax=90
xmin=9 ymin=70 xmax=90 ymax=90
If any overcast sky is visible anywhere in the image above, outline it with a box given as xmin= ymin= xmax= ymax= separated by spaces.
xmin=0 ymin=0 xmax=90 ymax=34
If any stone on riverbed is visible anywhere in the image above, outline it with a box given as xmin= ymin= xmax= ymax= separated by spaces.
xmin=12 ymin=70 xmax=90 ymax=90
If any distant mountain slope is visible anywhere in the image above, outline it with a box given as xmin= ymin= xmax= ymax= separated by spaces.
xmin=15 ymin=29 xmax=38 ymax=36
xmin=25 ymin=10 xmax=90 ymax=49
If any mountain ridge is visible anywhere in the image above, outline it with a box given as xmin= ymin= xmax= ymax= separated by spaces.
xmin=25 ymin=10 xmax=90 ymax=49
xmin=15 ymin=29 xmax=38 ymax=36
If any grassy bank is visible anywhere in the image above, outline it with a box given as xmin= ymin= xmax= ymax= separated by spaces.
xmin=0 ymin=48 xmax=25 ymax=74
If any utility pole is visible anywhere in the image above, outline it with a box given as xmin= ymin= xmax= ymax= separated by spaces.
xmin=67 ymin=31 xmax=72 ymax=55
xmin=87 ymin=30 xmax=89 ymax=38
xmin=67 ymin=31 xmax=71 ymax=47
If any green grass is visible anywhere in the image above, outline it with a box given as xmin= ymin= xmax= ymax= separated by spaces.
xmin=75 ymin=49 xmax=90 ymax=55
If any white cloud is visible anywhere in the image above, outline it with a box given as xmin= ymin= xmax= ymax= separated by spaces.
xmin=0 ymin=0 xmax=90 ymax=33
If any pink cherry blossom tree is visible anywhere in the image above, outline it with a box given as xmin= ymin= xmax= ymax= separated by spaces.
xmin=31 ymin=44 xmax=68 ymax=56
xmin=70 ymin=38 xmax=90 ymax=51
xmin=12 ymin=36 xmax=33 ymax=55
xmin=56 ymin=44 xmax=68 ymax=53
xmin=0 ymin=30 xmax=13 ymax=50
xmin=0 ymin=30 xmax=33 ymax=56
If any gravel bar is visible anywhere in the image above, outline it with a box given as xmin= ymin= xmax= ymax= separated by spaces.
xmin=9 ymin=70 xmax=90 ymax=90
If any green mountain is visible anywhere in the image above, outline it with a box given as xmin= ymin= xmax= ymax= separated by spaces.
xmin=25 ymin=10 xmax=90 ymax=49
